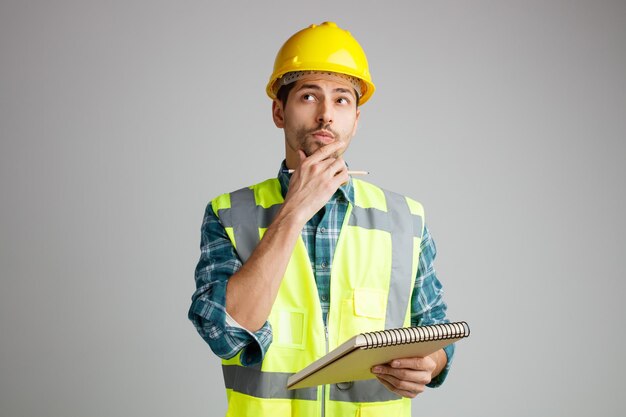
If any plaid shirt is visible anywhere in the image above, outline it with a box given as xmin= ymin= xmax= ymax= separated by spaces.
xmin=189 ymin=163 xmax=455 ymax=386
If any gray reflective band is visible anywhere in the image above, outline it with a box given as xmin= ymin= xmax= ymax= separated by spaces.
xmin=383 ymin=190 xmax=416 ymax=329
xmin=348 ymin=200 xmax=423 ymax=238
xmin=329 ymin=379 xmax=400 ymax=402
xmin=348 ymin=191 xmax=423 ymax=329
xmin=413 ymin=212 xmax=423 ymax=235
xmin=348 ymin=205 xmax=391 ymax=231
xmin=217 ymin=187 xmax=282 ymax=263
xmin=223 ymin=365 xmax=398 ymax=403
xmin=223 ymin=365 xmax=317 ymax=400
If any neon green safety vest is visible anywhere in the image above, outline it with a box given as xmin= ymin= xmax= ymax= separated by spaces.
xmin=212 ymin=177 xmax=425 ymax=417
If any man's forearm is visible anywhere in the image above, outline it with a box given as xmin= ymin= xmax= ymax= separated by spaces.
xmin=224 ymin=204 xmax=305 ymax=332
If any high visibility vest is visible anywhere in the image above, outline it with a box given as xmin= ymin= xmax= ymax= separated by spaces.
xmin=212 ymin=177 xmax=425 ymax=417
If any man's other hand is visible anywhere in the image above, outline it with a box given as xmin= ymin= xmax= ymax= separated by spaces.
xmin=371 ymin=356 xmax=436 ymax=398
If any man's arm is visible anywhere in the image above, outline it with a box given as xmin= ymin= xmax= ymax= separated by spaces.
xmin=188 ymin=202 xmax=273 ymax=365
xmin=189 ymin=141 xmax=348 ymax=363
xmin=226 ymin=141 xmax=349 ymax=331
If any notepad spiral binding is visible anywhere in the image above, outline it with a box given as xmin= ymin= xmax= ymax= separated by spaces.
xmin=361 ymin=321 xmax=470 ymax=349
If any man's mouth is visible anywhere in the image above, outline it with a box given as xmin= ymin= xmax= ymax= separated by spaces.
xmin=310 ymin=130 xmax=335 ymax=143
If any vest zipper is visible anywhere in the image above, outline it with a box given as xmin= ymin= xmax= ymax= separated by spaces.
xmin=321 ymin=324 xmax=329 ymax=417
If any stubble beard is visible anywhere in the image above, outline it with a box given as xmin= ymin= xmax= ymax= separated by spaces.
xmin=294 ymin=123 xmax=342 ymax=158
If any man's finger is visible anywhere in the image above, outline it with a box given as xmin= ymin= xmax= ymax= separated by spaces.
xmin=372 ymin=364 xmax=432 ymax=386
xmin=375 ymin=376 xmax=419 ymax=399
xmin=328 ymin=157 xmax=348 ymax=175
xmin=307 ymin=140 xmax=346 ymax=162
xmin=372 ymin=365 xmax=412 ymax=381
xmin=390 ymin=357 xmax=425 ymax=370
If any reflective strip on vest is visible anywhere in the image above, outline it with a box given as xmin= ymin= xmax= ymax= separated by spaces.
xmin=217 ymin=187 xmax=282 ymax=262
xmin=329 ymin=379 xmax=400 ymax=402
xmin=223 ymin=365 xmax=317 ymax=400
xmin=223 ymin=365 xmax=400 ymax=403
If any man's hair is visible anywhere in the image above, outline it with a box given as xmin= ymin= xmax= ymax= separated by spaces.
xmin=276 ymin=83 xmax=297 ymax=107
xmin=276 ymin=83 xmax=361 ymax=108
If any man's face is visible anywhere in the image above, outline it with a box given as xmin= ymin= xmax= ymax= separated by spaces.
xmin=272 ymin=74 xmax=361 ymax=168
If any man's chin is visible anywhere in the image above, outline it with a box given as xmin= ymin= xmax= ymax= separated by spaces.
xmin=302 ymin=141 xmax=335 ymax=157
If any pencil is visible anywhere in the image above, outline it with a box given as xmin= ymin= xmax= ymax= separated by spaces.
xmin=282 ymin=169 xmax=369 ymax=175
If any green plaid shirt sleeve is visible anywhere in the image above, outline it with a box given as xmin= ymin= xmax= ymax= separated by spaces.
xmin=413 ymin=226 xmax=455 ymax=387
xmin=188 ymin=203 xmax=272 ymax=367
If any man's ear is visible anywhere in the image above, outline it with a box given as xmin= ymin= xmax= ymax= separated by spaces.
xmin=272 ymin=99 xmax=285 ymax=128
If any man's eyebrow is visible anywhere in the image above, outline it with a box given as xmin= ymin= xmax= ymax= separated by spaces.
xmin=297 ymin=84 xmax=323 ymax=91
xmin=334 ymin=87 xmax=356 ymax=97
xmin=297 ymin=84 xmax=356 ymax=98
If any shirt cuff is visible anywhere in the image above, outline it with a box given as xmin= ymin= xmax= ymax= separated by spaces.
xmin=224 ymin=311 xmax=272 ymax=366
xmin=188 ymin=280 xmax=273 ymax=366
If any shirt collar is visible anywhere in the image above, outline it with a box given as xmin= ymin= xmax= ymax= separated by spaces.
xmin=277 ymin=160 xmax=355 ymax=205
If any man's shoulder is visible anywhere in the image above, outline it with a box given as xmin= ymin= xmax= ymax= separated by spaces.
xmin=352 ymin=178 xmax=423 ymax=210
xmin=209 ymin=178 xmax=282 ymax=208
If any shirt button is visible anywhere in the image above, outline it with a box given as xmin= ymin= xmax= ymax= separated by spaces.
xmin=319 ymin=227 xmax=326 ymax=234
xmin=321 ymin=261 xmax=327 ymax=269
xmin=321 ymin=295 xmax=329 ymax=302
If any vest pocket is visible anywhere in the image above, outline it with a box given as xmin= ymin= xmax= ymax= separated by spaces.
xmin=271 ymin=309 xmax=307 ymax=349
xmin=353 ymin=288 xmax=386 ymax=318
xmin=338 ymin=288 xmax=386 ymax=344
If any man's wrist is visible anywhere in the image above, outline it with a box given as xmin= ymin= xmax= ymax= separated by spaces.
xmin=429 ymin=349 xmax=447 ymax=379
xmin=275 ymin=200 xmax=309 ymax=230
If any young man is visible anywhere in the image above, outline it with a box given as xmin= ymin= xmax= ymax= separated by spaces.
xmin=189 ymin=22 xmax=454 ymax=416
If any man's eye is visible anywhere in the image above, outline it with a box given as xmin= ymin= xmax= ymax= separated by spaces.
xmin=302 ymin=94 xmax=315 ymax=101
xmin=337 ymin=97 xmax=350 ymax=104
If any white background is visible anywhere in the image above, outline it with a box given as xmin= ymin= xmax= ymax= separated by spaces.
xmin=1 ymin=1 xmax=625 ymax=416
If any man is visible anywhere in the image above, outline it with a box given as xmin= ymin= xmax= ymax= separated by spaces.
xmin=189 ymin=22 xmax=454 ymax=416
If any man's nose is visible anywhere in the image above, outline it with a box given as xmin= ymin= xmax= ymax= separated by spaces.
xmin=317 ymin=99 xmax=333 ymax=124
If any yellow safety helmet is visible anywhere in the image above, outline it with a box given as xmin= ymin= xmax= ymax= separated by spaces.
xmin=266 ymin=22 xmax=375 ymax=105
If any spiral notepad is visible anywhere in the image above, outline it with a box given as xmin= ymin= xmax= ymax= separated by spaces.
xmin=287 ymin=321 xmax=470 ymax=390
xmin=362 ymin=322 xmax=469 ymax=349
